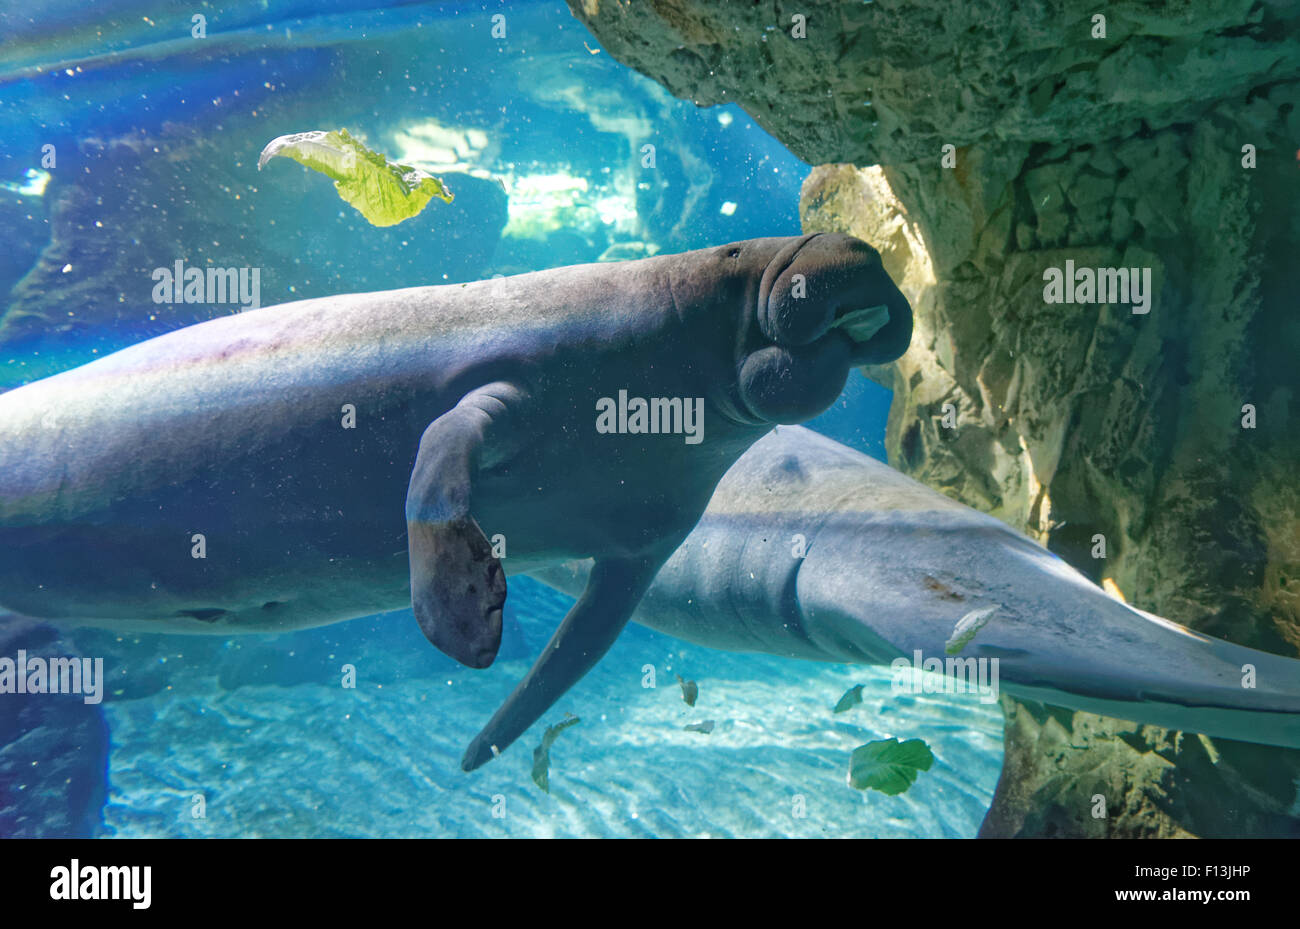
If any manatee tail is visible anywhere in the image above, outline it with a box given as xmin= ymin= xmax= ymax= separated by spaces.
xmin=989 ymin=589 xmax=1300 ymax=750
xmin=876 ymin=536 xmax=1300 ymax=750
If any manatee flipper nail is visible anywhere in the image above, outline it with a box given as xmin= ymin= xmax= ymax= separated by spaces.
xmin=406 ymin=384 xmax=517 ymax=669
xmin=462 ymin=554 xmax=667 ymax=770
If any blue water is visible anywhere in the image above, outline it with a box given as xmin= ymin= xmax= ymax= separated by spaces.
xmin=0 ymin=0 xmax=1002 ymax=837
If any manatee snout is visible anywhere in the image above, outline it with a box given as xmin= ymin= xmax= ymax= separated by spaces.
xmin=759 ymin=232 xmax=913 ymax=365
xmin=738 ymin=338 xmax=851 ymax=424
xmin=741 ymin=233 xmax=913 ymax=423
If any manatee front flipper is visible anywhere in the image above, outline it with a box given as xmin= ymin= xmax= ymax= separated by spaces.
xmin=406 ymin=382 xmax=521 ymax=669
xmin=461 ymin=554 xmax=667 ymax=770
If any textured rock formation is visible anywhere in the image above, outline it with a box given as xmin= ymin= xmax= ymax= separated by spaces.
xmin=571 ymin=0 xmax=1300 ymax=836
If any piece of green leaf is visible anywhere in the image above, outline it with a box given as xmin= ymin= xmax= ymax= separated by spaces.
xmin=831 ymin=304 xmax=890 ymax=344
xmin=944 ymin=605 xmax=998 ymax=655
xmin=833 ymin=683 xmax=865 ymax=714
xmin=848 ymin=738 xmax=935 ymax=796
xmin=531 ymin=715 xmax=581 ymax=793
xmin=257 ymin=128 xmax=453 ymax=227
xmin=676 ymin=674 xmax=698 ymax=707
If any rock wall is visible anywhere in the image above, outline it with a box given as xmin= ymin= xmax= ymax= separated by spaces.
xmin=570 ymin=0 xmax=1300 ymax=836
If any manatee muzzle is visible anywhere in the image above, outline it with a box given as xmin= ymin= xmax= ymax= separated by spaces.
xmin=757 ymin=232 xmax=913 ymax=366
xmin=737 ymin=336 xmax=852 ymax=424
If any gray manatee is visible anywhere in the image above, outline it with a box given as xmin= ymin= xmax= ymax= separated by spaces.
xmin=536 ymin=426 xmax=1300 ymax=750
xmin=0 ymin=234 xmax=912 ymax=769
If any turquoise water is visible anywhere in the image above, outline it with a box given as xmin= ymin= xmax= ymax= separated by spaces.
xmin=93 ymin=579 xmax=1001 ymax=838
xmin=0 ymin=0 xmax=1002 ymax=837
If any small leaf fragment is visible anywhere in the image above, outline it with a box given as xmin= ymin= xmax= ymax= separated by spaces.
xmin=531 ymin=714 xmax=580 ymax=793
xmin=684 ymin=720 xmax=715 ymax=734
xmin=676 ymin=674 xmax=698 ymax=707
xmin=833 ymin=683 xmax=865 ymax=714
xmin=944 ymin=605 xmax=998 ymax=655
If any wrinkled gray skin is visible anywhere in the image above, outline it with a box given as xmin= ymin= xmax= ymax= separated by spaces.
xmin=0 ymin=234 xmax=912 ymax=770
xmin=537 ymin=427 xmax=1300 ymax=751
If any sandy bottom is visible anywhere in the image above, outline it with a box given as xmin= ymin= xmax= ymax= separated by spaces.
xmin=96 ymin=580 xmax=1004 ymax=838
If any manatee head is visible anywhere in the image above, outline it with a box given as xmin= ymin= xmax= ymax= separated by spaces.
xmin=686 ymin=233 xmax=913 ymax=426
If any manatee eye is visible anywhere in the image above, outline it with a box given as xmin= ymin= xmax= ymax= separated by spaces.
xmin=727 ymin=248 xmax=741 ymax=258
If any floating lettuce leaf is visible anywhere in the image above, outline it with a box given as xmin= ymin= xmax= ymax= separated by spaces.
xmin=848 ymin=738 xmax=935 ymax=796
xmin=676 ymin=674 xmax=698 ymax=707
xmin=833 ymin=683 xmax=865 ymax=714
xmin=684 ymin=720 xmax=715 ymax=734
xmin=257 ymin=129 xmax=453 ymax=227
xmin=531 ymin=715 xmax=580 ymax=793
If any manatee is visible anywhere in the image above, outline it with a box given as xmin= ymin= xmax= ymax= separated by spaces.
xmin=536 ymin=426 xmax=1300 ymax=750
xmin=0 ymin=234 xmax=913 ymax=769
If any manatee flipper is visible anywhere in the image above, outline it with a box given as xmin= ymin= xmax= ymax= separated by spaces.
xmin=406 ymin=382 xmax=520 ymax=669
xmin=461 ymin=554 xmax=667 ymax=770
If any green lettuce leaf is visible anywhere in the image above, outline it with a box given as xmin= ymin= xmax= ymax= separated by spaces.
xmin=257 ymin=128 xmax=453 ymax=227
xmin=848 ymin=738 xmax=935 ymax=796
